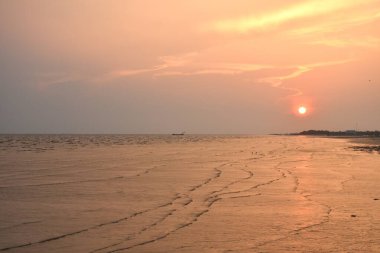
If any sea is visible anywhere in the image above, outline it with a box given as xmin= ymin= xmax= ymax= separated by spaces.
xmin=0 ymin=135 xmax=379 ymax=252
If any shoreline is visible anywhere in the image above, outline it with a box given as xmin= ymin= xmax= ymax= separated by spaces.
xmin=347 ymin=137 xmax=380 ymax=153
xmin=347 ymin=137 xmax=380 ymax=145
xmin=292 ymin=135 xmax=380 ymax=153
xmin=337 ymin=136 xmax=380 ymax=153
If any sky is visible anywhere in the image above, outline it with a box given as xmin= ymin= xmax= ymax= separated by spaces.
xmin=0 ymin=0 xmax=380 ymax=134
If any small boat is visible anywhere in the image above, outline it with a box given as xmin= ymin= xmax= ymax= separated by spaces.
xmin=172 ymin=132 xmax=185 ymax=136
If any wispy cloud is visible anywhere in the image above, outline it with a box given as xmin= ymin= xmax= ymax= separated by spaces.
xmin=104 ymin=53 xmax=198 ymax=80
xmin=110 ymin=65 xmax=166 ymax=77
xmin=101 ymin=46 xmax=354 ymax=99
xmin=287 ymin=10 xmax=380 ymax=38
xmin=210 ymin=0 xmax=376 ymax=33
xmin=35 ymin=72 xmax=84 ymax=88
xmin=154 ymin=63 xmax=273 ymax=77
xmin=310 ymin=37 xmax=380 ymax=48
xmin=258 ymin=59 xmax=354 ymax=97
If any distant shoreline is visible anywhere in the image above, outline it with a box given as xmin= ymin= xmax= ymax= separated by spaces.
xmin=291 ymin=130 xmax=380 ymax=138
xmin=281 ymin=130 xmax=380 ymax=153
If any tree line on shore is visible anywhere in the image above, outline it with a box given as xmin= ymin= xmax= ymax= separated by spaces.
xmin=296 ymin=130 xmax=380 ymax=137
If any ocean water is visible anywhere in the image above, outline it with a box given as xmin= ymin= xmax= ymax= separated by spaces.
xmin=0 ymin=135 xmax=379 ymax=252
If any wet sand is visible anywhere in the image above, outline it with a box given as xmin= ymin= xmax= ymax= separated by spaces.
xmin=350 ymin=137 xmax=380 ymax=145
xmin=0 ymin=135 xmax=379 ymax=252
xmin=347 ymin=137 xmax=380 ymax=154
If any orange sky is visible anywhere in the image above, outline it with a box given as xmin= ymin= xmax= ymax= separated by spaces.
xmin=0 ymin=0 xmax=379 ymax=133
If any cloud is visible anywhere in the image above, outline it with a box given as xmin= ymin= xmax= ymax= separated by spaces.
xmin=209 ymin=0 xmax=377 ymax=33
xmin=102 ymin=53 xmax=198 ymax=80
xmin=35 ymin=72 xmax=84 ymax=88
xmin=257 ymin=59 xmax=354 ymax=97
xmin=287 ymin=10 xmax=380 ymax=38
xmin=154 ymin=63 xmax=273 ymax=77
xmin=97 ymin=45 xmax=354 ymax=100
xmin=110 ymin=65 xmax=166 ymax=77
xmin=310 ymin=37 xmax=380 ymax=48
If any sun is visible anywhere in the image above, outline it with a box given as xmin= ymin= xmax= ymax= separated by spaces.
xmin=298 ymin=106 xmax=307 ymax=115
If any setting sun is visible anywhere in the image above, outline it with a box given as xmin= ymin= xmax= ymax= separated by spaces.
xmin=298 ymin=106 xmax=307 ymax=115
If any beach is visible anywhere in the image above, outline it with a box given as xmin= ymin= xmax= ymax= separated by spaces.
xmin=0 ymin=135 xmax=379 ymax=252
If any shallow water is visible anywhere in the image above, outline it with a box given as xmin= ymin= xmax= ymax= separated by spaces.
xmin=0 ymin=135 xmax=379 ymax=252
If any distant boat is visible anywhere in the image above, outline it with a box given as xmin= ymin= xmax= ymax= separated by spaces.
xmin=172 ymin=131 xmax=185 ymax=136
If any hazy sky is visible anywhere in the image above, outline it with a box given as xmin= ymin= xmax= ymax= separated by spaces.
xmin=1 ymin=0 xmax=379 ymax=134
